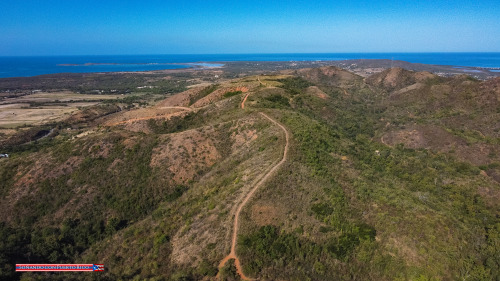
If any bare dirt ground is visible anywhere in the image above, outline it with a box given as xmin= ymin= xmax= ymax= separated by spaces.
xmin=150 ymin=126 xmax=221 ymax=184
xmin=105 ymin=106 xmax=192 ymax=127
xmin=192 ymin=86 xmax=249 ymax=108
xmin=306 ymin=86 xmax=328 ymax=99
xmin=157 ymin=87 xmax=205 ymax=107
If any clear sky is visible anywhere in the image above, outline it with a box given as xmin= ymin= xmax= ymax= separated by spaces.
xmin=1 ymin=0 xmax=499 ymax=55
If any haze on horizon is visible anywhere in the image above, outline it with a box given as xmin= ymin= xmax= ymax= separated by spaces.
xmin=1 ymin=0 xmax=499 ymax=56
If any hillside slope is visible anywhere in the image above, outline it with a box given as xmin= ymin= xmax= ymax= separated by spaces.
xmin=0 ymin=71 xmax=499 ymax=281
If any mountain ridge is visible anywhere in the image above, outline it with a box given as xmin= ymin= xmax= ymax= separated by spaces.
xmin=0 ymin=67 xmax=499 ymax=281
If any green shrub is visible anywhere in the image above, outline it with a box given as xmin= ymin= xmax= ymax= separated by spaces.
xmin=264 ymin=94 xmax=290 ymax=107
xmin=278 ymin=77 xmax=313 ymax=95
xmin=223 ymin=90 xmax=242 ymax=98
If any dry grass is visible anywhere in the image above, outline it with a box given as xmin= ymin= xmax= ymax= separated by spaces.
xmin=306 ymin=86 xmax=329 ymax=100
xmin=12 ymin=91 xmax=120 ymax=103
xmin=0 ymin=103 xmax=87 ymax=127
xmin=250 ymin=204 xmax=280 ymax=226
xmin=0 ymin=90 xmax=122 ymax=128
xmin=156 ymin=86 xmax=205 ymax=107
xmin=382 ymin=124 xmax=500 ymax=166
xmin=103 ymin=107 xmax=189 ymax=128
xmin=151 ymin=126 xmax=221 ymax=185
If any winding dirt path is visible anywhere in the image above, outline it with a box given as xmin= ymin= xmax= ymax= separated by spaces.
xmin=159 ymin=106 xmax=193 ymax=111
xmin=241 ymin=93 xmax=250 ymax=109
xmin=217 ymin=93 xmax=290 ymax=280
xmin=106 ymin=106 xmax=192 ymax=126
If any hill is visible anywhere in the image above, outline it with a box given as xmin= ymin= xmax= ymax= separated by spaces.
xmin=0 ymin=69 xmax=499 ymax=281
xmin=365 ymin=67 xmax=438 ymax=91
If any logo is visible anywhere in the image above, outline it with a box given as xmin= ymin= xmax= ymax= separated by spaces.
xmin=15 ymin=264 xmax=105 ymax=272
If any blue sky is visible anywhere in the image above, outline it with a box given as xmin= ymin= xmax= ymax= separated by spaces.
xmin=1 ymin=0 xmax=499 ymax=55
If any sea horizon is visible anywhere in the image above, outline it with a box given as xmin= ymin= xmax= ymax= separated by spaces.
xmin=2 ymin=51 xmax=500 ymax=57
xmin=1 ymin=52 xmax=500 ymax=78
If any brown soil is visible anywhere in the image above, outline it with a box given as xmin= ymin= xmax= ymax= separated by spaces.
xmin=286 ymin=66 xmax=361 ymax=88
xmin=192 ymin=86 xmax=248 ymax=108
xmin=392 ymin=82 xmax=424 ymax=95
xmin=486 ymin=168 xmax=500 ymax=184
xmin=103 ymin=87 xmax=213 ymax=129
xmin=241 ymin=93 xmax=250 ymax=109
xmin=231 ymin=126 xmax=257 ymax=151
xmin=251 ymin=205 xmax=279 ymax=226
xmin=366 ymin=68 xmax=437 ymax=91
xmin=306 ymin=86 xmax=328 ymax=99
xmin=156 ymin=86 xmax=206 ymax=107
xmin=48 ymin=156 xmax=84 ymax=179
xmin=105 ymin=107 xmax=192 ymax=127
xmin=477 ymin=185 xmax=500 ymax=207
xmin=150 ymin=127 xmax=221 ymax=184
xmin=381 ymin=124 xmax=499 ymax=166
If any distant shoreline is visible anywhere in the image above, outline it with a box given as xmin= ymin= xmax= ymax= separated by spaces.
xmin=56 ymin=62 xmax=224 ymax=68
xmin=2 ymin=53 xmax=500 ymax=78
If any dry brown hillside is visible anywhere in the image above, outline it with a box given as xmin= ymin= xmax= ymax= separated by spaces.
xmin=366 ymin=67 xmax=438 ymax=92
xmin=283 ymin=66 xmax=363 ymax=88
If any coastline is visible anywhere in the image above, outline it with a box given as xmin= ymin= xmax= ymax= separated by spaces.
xmin=2 ymin=53 xmax=500 ymax=79
xmin=1 ymin=59 xmax=499 ymax=81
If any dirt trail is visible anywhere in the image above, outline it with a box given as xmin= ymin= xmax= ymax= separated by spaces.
xmin=106 ymin=106 xmax=192 ymax=126
xmin=381 ymin=135 xmax=388 ymax=146
xmin=159 ymin=106 xmax=193 ymax=111
xmin=217 ymin=92 xmax=290 ymax=280
xmin=241 ymin=93 xmax=250 ymax=109
xmin=112 ymin=89 xmax=289 ymax=279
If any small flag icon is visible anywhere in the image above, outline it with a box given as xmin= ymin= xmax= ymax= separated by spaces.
xmin=93 ymin=264 xmax=104 ymax=271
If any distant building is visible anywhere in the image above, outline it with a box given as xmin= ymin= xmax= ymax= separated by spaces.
xmin=0 ymin=154 xmax=9 ymax=158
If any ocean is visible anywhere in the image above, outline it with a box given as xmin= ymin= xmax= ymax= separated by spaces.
xmin=1 ymin=53 xmax=499 ymax=78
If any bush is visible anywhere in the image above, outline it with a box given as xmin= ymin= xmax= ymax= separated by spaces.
xmin=223 ymin=90 xmax=242 ymax=98
xmin=278 ymin=77 xmax=312 ymax=95
xmin=264 ymin=94 xmax=290 ymax=107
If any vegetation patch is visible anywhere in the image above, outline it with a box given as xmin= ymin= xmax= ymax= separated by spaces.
xmin=223 ymin=90 xmax=242 ymax=98
xmin=264 ymin=94 xmax=290 ymax=107
xmin=148 ymin=110 xmax=207 ymax=134
xmin=278 ymin=77 xmax=313 ymax=95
